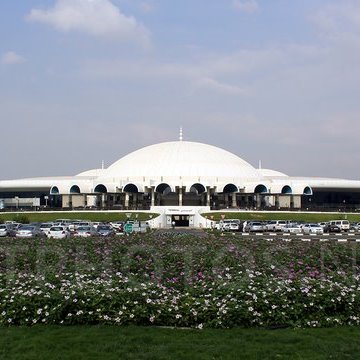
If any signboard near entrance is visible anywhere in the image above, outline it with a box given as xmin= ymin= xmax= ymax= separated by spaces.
xmin=124 ymin=223 xmax=133 ymax=234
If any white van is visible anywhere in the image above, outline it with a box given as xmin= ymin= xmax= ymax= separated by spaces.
xmin=329 ymin=220 xmax=350 ymax=232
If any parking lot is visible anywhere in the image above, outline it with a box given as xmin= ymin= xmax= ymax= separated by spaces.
xmin=0 ymin=218 xmax=151 ymax=239
xmin=211 ymin=218 xmax=360 ymax=242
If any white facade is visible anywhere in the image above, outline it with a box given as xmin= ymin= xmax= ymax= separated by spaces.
xmin=1 ymin=139 xmax=360 ymax=226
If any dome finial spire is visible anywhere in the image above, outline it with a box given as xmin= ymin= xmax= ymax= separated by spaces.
xmin=179 ymin=127 xmax=183 ymax=141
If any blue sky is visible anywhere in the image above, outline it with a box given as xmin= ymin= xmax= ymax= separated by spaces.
xmin=1 ymin=0 xmax=360 ymax=180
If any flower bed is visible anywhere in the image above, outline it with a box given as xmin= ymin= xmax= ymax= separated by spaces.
xmin=1 ymin=233 xmax=360 ymax=328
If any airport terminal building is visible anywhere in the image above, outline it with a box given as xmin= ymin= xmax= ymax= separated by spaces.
xmin=1 ymin=136 xmax=360 ymax=226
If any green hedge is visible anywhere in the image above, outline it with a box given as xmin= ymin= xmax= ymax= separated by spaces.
xmin=0 ymin=212 xmax=159 ymax=223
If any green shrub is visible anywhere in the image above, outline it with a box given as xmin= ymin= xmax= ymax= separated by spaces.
xmin=12 ymin=214 xmax=30 ymax=224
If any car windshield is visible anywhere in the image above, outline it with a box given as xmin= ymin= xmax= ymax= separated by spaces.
xmin=0 ymin=225 xmax=6 ymax=230
xmin=20 ymin=226 xmax=34 ymax=231
xmin=98 ymin=226 xmax=111 ymax=230
xmin=78 ymin=226 xmax=91 ymax=231
xmin=51 ymin=227 xmax=64 ymax=231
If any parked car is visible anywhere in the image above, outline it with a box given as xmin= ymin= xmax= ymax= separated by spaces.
xmin=244 ymin=221 xmax=265 ymax=232
xmin=329 ymin=220 xmax=350 ymax=232
xmin=350 ymin=223 xmax=360 ymax=231
xmin=282 ymin=223 xmax=302 ymax=234
xmin=265 ymin=220 xmax=287 ymax=232
xmin=302 ymin=223 xmax=324 ymax=235
xmin=323 ymin=223 xmax=341 ymax=233
xmin=92 ymin=222 xmax=103 ymax=230
xmin=97 ymin=225 xmax=115 ymax=236
xmin=15 ymin=225 xmax=42 ymax=238
xmin=110 ymin=221 xmax=125 ymax=233
xmin=0 ymin=224 xmax=16 ymax=237
xmin=73 ymin=226 xmax=98 ymax=238
xmin=39 ymin=222 xmax=54 ymax=236
xmin=215 ymin=219 xmax=241 ymax=231
xmin=47 ymin=226 xmax=70 ymax=239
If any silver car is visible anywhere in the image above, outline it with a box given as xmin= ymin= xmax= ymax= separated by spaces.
xmin=73 ymin=226 xmax=98 ymax=238
xmin=15 ymin=225 xmax=42 ymax=238
xmin=244 ymin=221 xmax=265 ymax=232
xmin=97 ymin=225 xmax=115 ymax=236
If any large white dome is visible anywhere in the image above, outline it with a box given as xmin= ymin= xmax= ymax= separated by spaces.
xmin=104 ymin=141 xmax=261 ymax=182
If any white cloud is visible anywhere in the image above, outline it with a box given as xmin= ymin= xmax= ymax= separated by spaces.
xmin=139 ymin=2 xmax=154 ymax=13
xmin=310 ymin=1 xmax=360 ymax=43
xmin=233 ymin=0 xmax=259 ymax=14
xmin=26 ymin=0 xmax=150 ymax=46
xmin=0 ymin=51 xmax=26 ymax=65
xmin=195 ymin=77 xmax=248 ymax=95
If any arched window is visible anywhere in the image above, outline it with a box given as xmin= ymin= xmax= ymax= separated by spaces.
xmin=281 ymin=185 xmax=292 ymax=194
xmin=123 ymin=183 xmax=139 ymax=193
xmin=50 ymin=186 xmax=59 ymax=195
xmin=70 ymin=185 xmax=81 ymax=194
xmin=94 ymin=184 xmax=107 ymax=193
xmin=190 ymin=183 xmax=206 ymax=194
xmin=155 ymin=183 xmax=172 ymax=195
xmin=254 ymin=184 xmax=268 ymax=193
xmin=223 ymin=183 xmax=238 ymax=193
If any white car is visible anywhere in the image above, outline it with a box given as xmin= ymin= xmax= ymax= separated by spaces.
xmin=302 ymin=223 xmax=324 ymax=235
xmin=265 ymin=220 xmax=287 ymax=232
xmin=0 ymin=224 xmax=16 ymax=237
xmin=47 ymin=226 xmax=70 ymax=239
xmin=39 ymin=223 xmax=54 ymax=236
xmin=282 ymin=223 xmax=302 ymax=234
xmin=92 ymin=222 xmax=103 ymax=229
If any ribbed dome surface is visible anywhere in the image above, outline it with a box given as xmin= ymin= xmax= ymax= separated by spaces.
xmin=105 ymin=141 xmax=261 ymax=181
